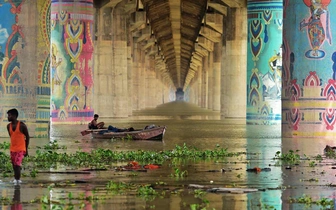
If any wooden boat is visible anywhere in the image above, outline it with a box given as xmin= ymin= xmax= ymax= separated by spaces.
xmin=89 ymin=126 xmax=166 ymax=140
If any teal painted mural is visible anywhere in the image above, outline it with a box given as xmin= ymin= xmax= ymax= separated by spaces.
xmin=50 ymin=0 xmax=94 ymax=123
xmin=246 ymin=0 xmax=283 ymax=125
xmin=283 ymin=0 xmax=336 ymax=137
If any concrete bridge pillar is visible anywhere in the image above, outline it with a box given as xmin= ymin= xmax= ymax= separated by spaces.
xmin=191 ymin=79 xmax=199 ymax=105
xmin=213 ymin=42 xmax=222 ymax=111
xmin=145 ymin=56 xmax=156 ymax=108
xmin=110 ymin=6 xmax=129 ymax=118
xmin=221 ymin=7 xmax=247 ymax=119
xmin=198 ymin=66 xmax=202 ymax=107
xmin=127 ymin=31 xmax=133 ymax=116
xmin=154 ymin=61 xmax=163 ymax=106
xmin=246 ymin=0 xmax=283 ymax=125
xmin=283 ymin=1 xmax=336 ymax=137
xmin=94 ymin=4 xmax=129 ymax=118
xmin=208 ymin=51 xmax=214 ymax=109
xmin=132 ymin=42 xmax=141 ymax=111
xmin=0 ymin=0 xmax=50 ymax=137
xmin=164 ymin=84 xmax=172 ymax=103
xmin=201 ymin=55 xmax=209 ymax=108
xmin=138 ymin=49 xmax=146 ymax=109
xmin=50 ymin=0 xmax=94 ymax=123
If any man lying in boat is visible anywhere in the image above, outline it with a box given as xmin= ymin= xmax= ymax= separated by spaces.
xmin=107 ymin=125 xmax=134 ymax=132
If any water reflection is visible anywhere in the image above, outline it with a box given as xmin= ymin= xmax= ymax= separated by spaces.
xmin=12 ymin=185 xmax=22 ymax=210
xmin=1 ymin=102 xmax=336 ymax=209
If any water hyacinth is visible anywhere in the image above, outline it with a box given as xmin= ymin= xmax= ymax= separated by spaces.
xmin=0 ymin=142 xmax=246 ymax=174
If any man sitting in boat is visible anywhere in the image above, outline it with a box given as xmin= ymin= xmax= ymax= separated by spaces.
xmin=88 ymin=114 xmax=105 ymax=129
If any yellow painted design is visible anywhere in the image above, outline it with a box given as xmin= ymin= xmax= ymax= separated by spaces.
xmin=282 ymin=100 xmax=334 ymax=109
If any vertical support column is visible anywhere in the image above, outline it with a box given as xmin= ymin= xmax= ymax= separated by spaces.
xmin=163 ymin=83 xmax=171 ymax=103
xmin=95 ymin=6 xmax=112 ymax=116
xmin=127 ymin=27 xmax=133 ymax=116
xmin=139 ymin=47 xmax=146 ymax=109
xmin=201 ymin=55 xmax=208 ymax=108
xmin=147 ymin=56 xmax=156 ymax=107
xmin=283 ymin=1 xmax=336 ymax=137
xmin=144 ymin=54 xmax=149 ymax=108
xmin=194 ymin=79 xmax=199 ymax=105
xmin=154 ymin=65 xmax=162 ymax=106
xmin=51 ymin=0 xmax=94 ymax=123
xmin=19 ymin=0 xmax=38 ymax=135
xmin=213 ymin=42 xmax=221 ymax=111
xmin=197 ymin=66 xmax=202 ymax=106
xmin=132 ymin=42 xmax=140 ymax=111
xmin=221 ymin=7 xmax=247 ymax=119
xmin=208 ymin=51 xmax=214 ymax=109
xmin=190 ymin=79 xmax=198 ymax=105
xmin=246 ymin=0 xmax=283 ymax=125
xmin=111 ymin=6 xmax=128 ymax=117
xmin=0 ymin=0 xmax=50 ymax=137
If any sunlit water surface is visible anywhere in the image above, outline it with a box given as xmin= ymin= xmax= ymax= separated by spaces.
xmin=0 ymin=102 xmax=335 ymax=210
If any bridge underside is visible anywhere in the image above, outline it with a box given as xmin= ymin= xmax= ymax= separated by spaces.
xmin=0 ymin=0 xmax=249 ymax=138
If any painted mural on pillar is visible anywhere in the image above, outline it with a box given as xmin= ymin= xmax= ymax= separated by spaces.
xmin=300 ymin=0 xmax=332 ymax=59
xmin=283 ymin=0 xmax=336 ymax=137
xmin=50 ymin=0 xmax=94 ymax=123
xmin=246 ymin=1 xmax=283 ymax=125
xmin=0 ymin=0 xmax=50 ymax=137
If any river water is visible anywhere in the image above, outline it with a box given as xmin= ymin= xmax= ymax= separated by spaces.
xmin=0 ymin=101 xmax=335 ymax=210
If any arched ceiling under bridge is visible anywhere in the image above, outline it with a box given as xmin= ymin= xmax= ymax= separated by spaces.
xmin=94 ymin=0 xmax=246 ymax=90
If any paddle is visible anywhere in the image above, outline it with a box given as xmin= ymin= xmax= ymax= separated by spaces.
xmin=80 ymin=129 xmax=92 ymax=136
xmin=80 ymin=128 xmax=107 ymax=136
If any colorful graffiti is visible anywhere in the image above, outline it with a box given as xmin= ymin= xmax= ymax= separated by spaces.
xmin=50 ymin=0 xmax=94 ymax=123
xmin=246 ymin=1 xmax=283 ymax=125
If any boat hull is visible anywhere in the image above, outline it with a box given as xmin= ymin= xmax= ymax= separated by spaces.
xmin=91 ymin=126 xmax=166 ymax=141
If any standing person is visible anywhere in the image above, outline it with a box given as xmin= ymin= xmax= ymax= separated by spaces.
xmin=7 ymin=108 xmax=30 ymax=185
xmin=88 ymin=114 xmax=105 ymax=129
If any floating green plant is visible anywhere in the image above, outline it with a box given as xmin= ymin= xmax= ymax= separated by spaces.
xmin=137 ymin=184 xmax=158 ymax=201
xmin=36 ymin=140 xmax=67 ymax=150
xmin=171 ymin=168 xmax=188 ymax=178
xmin=309 ymin=161 xmax=316 ymax=167
xmin=262 ymin=203 xmax=276 ymax=210
xmin=289 ymin=194 xmax=334 ymax=209
xmin=193 ymin=189 xmax=206 ymax=199
xmin=274 ymin=150 xmax=301 ymax=165
xmin=0 ymin=142 xmax=10 ymax=150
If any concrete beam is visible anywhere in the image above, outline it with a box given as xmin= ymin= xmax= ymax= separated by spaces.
xmin=143 ymin=39 xmax=155 ymax=50
xmin=104 ymin=0 xmax=124 ymax=8
xmin=136 ymin=27 xmax=151 ymax=43
xmin=220 ymin=0 xmax=246 ymax=8
xmin=198 ymin=36 xmax=214 ymax=52
xmin=124 ymin=1 xmax=137 ymax=14
xmin=129 ymin=20 xmax=146 ymax=32
xmin=199 ymin=26 xmax=221 ymax=43
xmin=191 ymin=57 xmax=202 ymax=66
xmin=136 ymin=33 xmax=150 ymax=43
xmin=208 ymin=3 xmax=227 ymax=16
xmin=205 ymin=13 xmax=223 ymax=34
xmin=195 ymin=45 xmax=209 ymax=57
xmin=129 ymin=12 xmax=146 ymax=32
